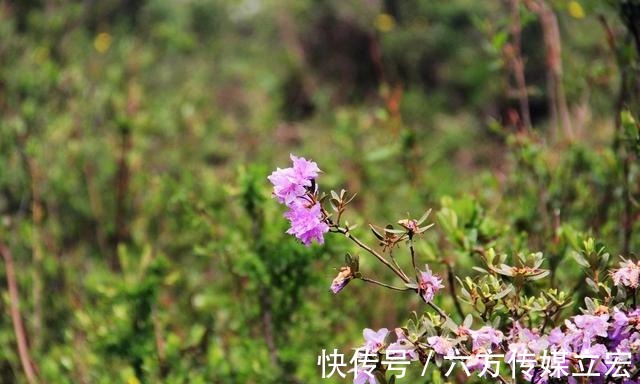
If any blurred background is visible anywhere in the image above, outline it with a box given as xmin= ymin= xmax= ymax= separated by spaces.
xmin=0 ymin=0 xmax=638 ymax=383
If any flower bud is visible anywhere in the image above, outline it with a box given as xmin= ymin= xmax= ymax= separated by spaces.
xmin=330 ymin=266 xmax=353 ymax=294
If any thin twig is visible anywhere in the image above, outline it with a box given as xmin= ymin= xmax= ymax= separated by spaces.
xmin=526 ymin=0 xmax=573 ymax=140
xmin=1 ymin=242 xmax=39 ymax=384
xmin=427 ymin=302 xmax=449 ymax=320
xmin=26 ymin=157 xmax=43 ymax=353
xmin=259 ymin=284 xmax=278 ymax=367
xmin=388 ymin=248 xmax=410 ymax=282
xmin=360 ymin=276 xmax=413 ymax=291
xmin=408 ymin=236 xmax=419 ymax=282
xmin=344 ymin=229 xmax=410 ymax=283
xmin=446 ymin=263 xmax=465 ymax=319
xmin=330 ymin=223 xmax=410 ymax=283
xmin=113 ymin=126 xmax=131 ymax=272
xmin=509 ymin=0 xmax=532 ymax=132
xmin=320 ymin=205 xmax=410 ymax=282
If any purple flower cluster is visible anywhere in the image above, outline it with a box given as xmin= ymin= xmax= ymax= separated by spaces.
xmin=503 ymin=310 xmax=640 ymax=383
xmin=268 ymin=154 xmax=328 ymax=246
xmin=353 ymin=306 xmax=640 ymax=383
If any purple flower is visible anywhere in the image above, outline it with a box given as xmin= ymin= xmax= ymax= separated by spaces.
xmin=387 ymin=328 xmax=418 ymax=361
xmin=351 ymin=366 xmax=377 ymax=384
xmin=427 ymin=336 xmax=455 ymax=356
xmin=465 ymin=353 xmax=485 ymax=372
xmin=269 ymin=154 xmax=328 ymax=245
xmin=268 ymin=167 xmax=307 ymax=205
xmin=268 ymin=154 xmax=320 ymax=205
xmin=611 ymin=259 xmax=640 ymax=289
xmin=572 ymin=314 xmax=610 ymax=347
xmin=573 ymin=314 xmax=610 ymax=335
xmin=465 ymin=349 xmax=494 ymax=372
xmin=616 ymin=332 xmax=640 ymax=356
xmin=418 ymin=265 xmax=444 ymax=303
xmin=579 ymin=343 xmax=608 ymax=374
xmin=505 ymin=323 xmax=548 ymax=362
xmin=469 ymin=326 xmax=504 ymax=352
xmin=548 ymin=327 xmax=573 ymax=352
xmin=611 ymin=308 xmax=630 ymax=340
xmin=291 ymin=154 xmax=320 ymax=181
xmin=284 ymin=201 xmax=329 ymax=246
xmin=363 ymin=328 xmax=389 ymax=353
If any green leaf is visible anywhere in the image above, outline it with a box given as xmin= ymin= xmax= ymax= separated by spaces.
xmin=528 ymin=270 xmax=550 ymax=281
xmin=492 ymin=31 xmax=508 ymax=51
xmin=472 ymin=266 xmax=488 ymax=274
xmin=384 ymin=330 xmax=397 ymax=346
xmin=621 ymin=110 xmax=639 ymax=141
xmin=417 ymin=209 xmax=432 ymax=225
xmin=585 ymin=297 xmax=596 ymax=312
xmin=370 ymin=224 xmax=385 ymax=240
xmin=585 ymin=277 xmax=598 ymax=292
xmin=571 ymin=251 xmax=590 ymax=268
xmin=463 ymin=314 xmax=473 ymax=328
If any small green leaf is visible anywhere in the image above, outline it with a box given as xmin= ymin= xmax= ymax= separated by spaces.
xmin=571 ymin=251 xmax=590 ymax=268
xmin=370 ymin=224 xmax=385 ymax=240
xmin=417 ymin=209 xmax=432 ymax=225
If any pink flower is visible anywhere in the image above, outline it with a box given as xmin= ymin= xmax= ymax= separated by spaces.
xmin=505 ymin=323 xmax=548 ymax=362
xmin=418 ymin=265 xmax=444 ymax=303
xmin=351 ymin=366 xmax=377 ymax=384
xmin=387 ymin=328 xmax=418 ymax=360
xmin=611 ymin=259 xmax=640 ymax=288
xmin=611 ymin=308 xmax=630 ymax=339
xmin=427 ymin=336 xmax=455 ymax=356
xmin=578 ymin=343 xmax=608 ymax=374
xmin=465 ymin=349 xmax=495 ymax=372
xmin=572 ymin=314 xmax=610 ymax=345
xmin=290 ymin=154 xmax=320 ymax=181
xmin=548 ymin=327 xmax=573 ymax=352
xmin=267 ymin=154 xmax=320 ymax=205
xmin=269 ymin=154 xmax=327 ymax=245
xmin=284 ymin=201 xmax=328 ymax=246
xmin=469 ymin=326 xmax=504 ymax=352
xmin=268 ymin=167 xmax=307 ymax=205
xmin=363 ymin=328 xmax=389 ymax=353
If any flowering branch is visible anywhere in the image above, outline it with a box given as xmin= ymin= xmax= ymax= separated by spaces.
xmin=269 ymin=155 xmax=640 ymax=384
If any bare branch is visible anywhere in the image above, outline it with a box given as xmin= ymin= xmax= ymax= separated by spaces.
xmin=0 ymin=242 xmax=39 ymax=384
